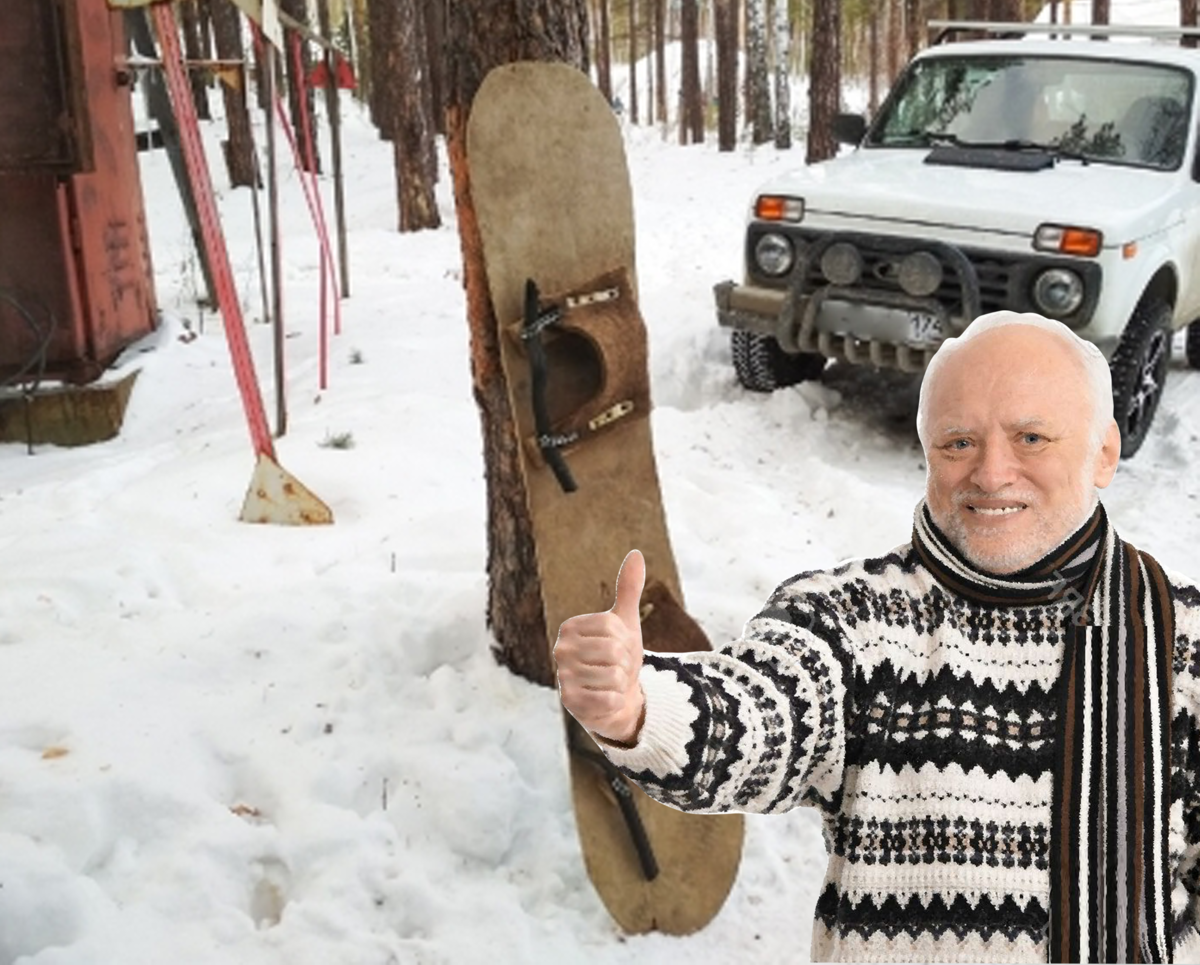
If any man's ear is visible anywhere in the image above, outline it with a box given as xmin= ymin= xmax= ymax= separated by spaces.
xmin=1093 ymin=420 xmax=1121 ymax=488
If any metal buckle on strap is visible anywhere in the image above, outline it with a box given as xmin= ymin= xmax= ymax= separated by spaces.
xmin=587 ymin=399 xmax=635 ymax=431
xmin=520 ymin=304 xmax=563 ymax=340
xmin=566 ymin=286 xmax=620 ymax=309
xmin=538 ymin=431 xmax=580 ymax=451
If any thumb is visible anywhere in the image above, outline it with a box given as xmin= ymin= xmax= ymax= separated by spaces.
xmin=611 ymin=549 xmax=647 ymax=629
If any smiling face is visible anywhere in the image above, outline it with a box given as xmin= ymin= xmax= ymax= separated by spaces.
xmin=922 ymin=325 xmax=1121 ymax=574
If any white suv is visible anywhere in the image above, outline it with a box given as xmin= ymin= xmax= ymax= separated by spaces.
xmin=715 ymin=22 xmax=1200 ymax=456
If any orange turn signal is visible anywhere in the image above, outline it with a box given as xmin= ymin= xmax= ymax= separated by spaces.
xmin=755 ymin=195 xmax=805 ymax=222
xmin=1034 ymin=223 xmax=1102 ymax=258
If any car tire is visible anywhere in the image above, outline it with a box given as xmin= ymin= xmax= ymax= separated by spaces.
xmin=1186 ymin=320 xmax=1200 ymax=369
xmin=730 ymin=330 xmax=826 ymax=392
xmin=1110 ymin=297 xmax=1172 ymax=459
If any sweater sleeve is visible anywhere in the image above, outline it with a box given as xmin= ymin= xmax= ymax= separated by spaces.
xmin=1167 ymin=576 xmax=1200 ymax=953
xmin=598 ymin=573 xmax=857 ymax=815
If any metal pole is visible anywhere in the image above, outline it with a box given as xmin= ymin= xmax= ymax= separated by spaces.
xmin=262 ymin=38 xmax=286 ymax=438
xmin=317 ymin=0 xmax=350 ymax=299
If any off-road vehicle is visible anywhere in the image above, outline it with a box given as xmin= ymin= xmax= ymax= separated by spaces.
xmin=715 ymin=21 xmax=1200 ymax=456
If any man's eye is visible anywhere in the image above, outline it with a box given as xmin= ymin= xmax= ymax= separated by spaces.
xmin=944 ymin=439 xmax=971 ymax=451
xmin=1022 ymin=433 xmax=1044 ymax=445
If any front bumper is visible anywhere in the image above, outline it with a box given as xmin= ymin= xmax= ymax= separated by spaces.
xmin=714 ymin=229 xmax=1101 ymax=373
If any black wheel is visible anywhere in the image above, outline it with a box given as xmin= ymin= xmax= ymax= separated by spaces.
xmin=730 ymin=330 xmax=826 ymax=392
xmin=1110 ymin=298 xmax=1172 ymax=459
xmin=1186 ymin=320 xmax=1200 ymax=369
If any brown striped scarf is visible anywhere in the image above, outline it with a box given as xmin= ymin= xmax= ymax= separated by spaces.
xmin=913 ymin=500 xmax=1175 ymax=963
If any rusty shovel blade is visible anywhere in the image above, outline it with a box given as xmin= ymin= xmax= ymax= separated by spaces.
xmin=239 ymin=453 xmax=333 ymax=526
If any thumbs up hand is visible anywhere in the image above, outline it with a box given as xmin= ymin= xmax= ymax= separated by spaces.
xmin=553 ymin=550 xmax=647 ymax=745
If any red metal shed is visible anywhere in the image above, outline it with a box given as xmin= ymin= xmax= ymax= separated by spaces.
xmin=0 ymin=0 xmax=157 ymax=385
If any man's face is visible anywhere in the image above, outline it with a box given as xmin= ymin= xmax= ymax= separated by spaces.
xmin=923 ymin=325 xmax=1120 ymax=574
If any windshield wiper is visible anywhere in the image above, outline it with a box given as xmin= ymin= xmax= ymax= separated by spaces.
xmin=925 ymin=132 xmax=1090 ymax=164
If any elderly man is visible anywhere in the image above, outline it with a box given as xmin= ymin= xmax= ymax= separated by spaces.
xmin=554 ymin=311 xmax=1200 ymax=964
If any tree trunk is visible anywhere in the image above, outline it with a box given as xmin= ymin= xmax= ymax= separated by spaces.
xmin=425 ymin=0 xmax=448 ymax=136
xmin=210 ymin=0 xmax=257 ymax=188
xmin=281 ymin=0 xmax=322 ymax=172
xmin=654 ymin=0 xmax=667 ymax=128
xmin=868 ymin=4 xmax=880 ymax=114
xmin=596 ymin=0 xmax=613 ymax=103
xmin=445 ymin=0 xmax=590 ymax=687
xmin=886 ymin=0 xmax=902 ymax=83
xmin=629 ymin=0 xmax=639 ymax=124
xmin=991 ymin=0 xmax=1023 ymax=21
xmin=715 ymin=0 xmax=739 ymax=150
xmin=680 ymin=0 xmax=703 ymax=143
xmin=806 ymin=0 xmax=840 ymax=164
xmin=415 ymin=0 xmax=439 ymax=186
xmin=367 ymin=0 xmax=393 ymax=137
xmin=1092 ymin=0 xmax=1110 ymax=24
xmin=772 ymin=0 xmax=791 ymax=149
xmin=746 ymin=0 xmax=772 ymax=143
xmin=1184 ymin=0 xmax=1198 ymax=48
xmin=904 ymin=0 xmax=920 ymax=60
xmin=382 ymin=0 xmax=439 ymax=230
xmin=350 ymin=0 xmax=372 ymax=112
xmin=180 ymin=0 xmax=211 ymax=120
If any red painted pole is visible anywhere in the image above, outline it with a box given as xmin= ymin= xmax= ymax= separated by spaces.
xmin=152 ymin=2 xmax=275 ymax=459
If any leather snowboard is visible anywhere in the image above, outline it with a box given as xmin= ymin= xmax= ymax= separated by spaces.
xmin=467 ymin=61 xmax=743 ymax=935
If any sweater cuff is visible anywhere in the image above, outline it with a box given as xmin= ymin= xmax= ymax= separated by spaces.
xmin=597 ymin=660 xmax=702 ymax=777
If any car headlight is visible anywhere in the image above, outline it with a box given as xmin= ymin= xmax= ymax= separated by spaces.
xmin=754 ymin=232 xmax=794 ymax=277
xmin=1032 ymin=268 xmax=1085 ymax=316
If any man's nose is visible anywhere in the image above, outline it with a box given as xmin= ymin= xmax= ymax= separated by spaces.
xmin=969 ymin=440 xmax=1021 ymax=492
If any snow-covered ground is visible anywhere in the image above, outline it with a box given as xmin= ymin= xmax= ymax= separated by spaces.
xmin=2 ymin=65 xmax=1200 ymax=965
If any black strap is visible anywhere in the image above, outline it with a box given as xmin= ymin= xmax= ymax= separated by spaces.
xmin=523 ymin=279 xmax=577 ymax=493
xmin=569 ymin=735 xmax=660 ymax=882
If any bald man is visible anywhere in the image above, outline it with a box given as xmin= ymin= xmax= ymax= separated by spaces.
xmin=554 ymin=312 xmax=1200 ymax=964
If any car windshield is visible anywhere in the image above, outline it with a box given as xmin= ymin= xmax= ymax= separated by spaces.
xmin=868 ymin=54 xmax=1193 ymax=169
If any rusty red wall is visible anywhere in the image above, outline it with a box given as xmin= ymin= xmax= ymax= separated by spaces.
xmin=0 ymin=0 xmax=156 ymax=385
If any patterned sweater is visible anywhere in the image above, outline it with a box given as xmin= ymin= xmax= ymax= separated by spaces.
xmin=601 ymin=542 xmax=1200 ymax=963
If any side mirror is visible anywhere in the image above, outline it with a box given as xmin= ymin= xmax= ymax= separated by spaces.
xmin=832 ymin=113 xmax=867 ymax=146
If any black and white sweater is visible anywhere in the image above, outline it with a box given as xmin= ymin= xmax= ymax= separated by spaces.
xmin=601 ymin=542 xmax=1200 ymax=963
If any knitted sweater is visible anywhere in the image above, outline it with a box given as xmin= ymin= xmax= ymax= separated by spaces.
xmin=600 ymin=541 xmax=1200 ymax=963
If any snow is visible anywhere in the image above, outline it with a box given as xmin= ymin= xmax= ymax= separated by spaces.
xmin=3 ymin=71 xmax=1200 ymax=965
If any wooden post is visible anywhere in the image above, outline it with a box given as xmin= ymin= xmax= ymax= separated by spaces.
xmin=261 ymin=38 xmax=286 ymax=435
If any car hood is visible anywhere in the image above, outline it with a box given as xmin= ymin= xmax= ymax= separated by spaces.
xmin=759 ymin=148 xmax=1179 ymax=242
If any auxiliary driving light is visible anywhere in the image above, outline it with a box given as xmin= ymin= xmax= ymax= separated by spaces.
xmin=897 ymin=251 xmax=944 ymax=297
xmin=820 ymin=242 xmax=864 ymax=286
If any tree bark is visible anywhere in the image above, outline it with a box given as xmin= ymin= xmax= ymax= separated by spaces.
xmin=772 ymin=0 xmax=791 ymax=149
xmin=210 ymin=0 xmax=257 ymax=188
xmin=281 ymin=0 xmax=322 ymax=172
xmin=680 ymin=0 xmax=703 ymax=143
xmin=991 ymin=0 xmax=1024 ymax=21
xmin=367 ymin=0 xmax=393 ymax=137
xmin=180 ymin=0 xmax=211 ymax=120
xmin=596 ymin=0 xmax=613 ymax=103
xmin=904 ymin=0 xmax=920 ymax=60
xmin=868 ymin=3 xmax=880 ymax=114
xmin=886 ymin=0 xmax=902 ymax=83
xmin=424 ymin=0 xmax=448 ymax=136
xmin=445 ymin=0 xmax=589 ymax=687
xmin=806 ymin=0 xmax=840 ymax=164
xmin=1184 ymin=0 xmax=1199 ymax=48
xmin=629 ymin=0 xmax=639 ymax=124
xmin=654 ymin=0 xmax=667 ymax=128
xmin=715 ymin=0 xmax=739 ymax=150
xmin=1092 ymin=0 xmax=1110 ymax=24
xmin=746 ymin=0 xmax=772 ymax=143
xmin=382 ymin=0 xmax=439 ymax=230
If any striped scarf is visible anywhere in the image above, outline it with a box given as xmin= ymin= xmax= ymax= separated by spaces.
xmin=912 ymin=500 xmax=1175 ymax=963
